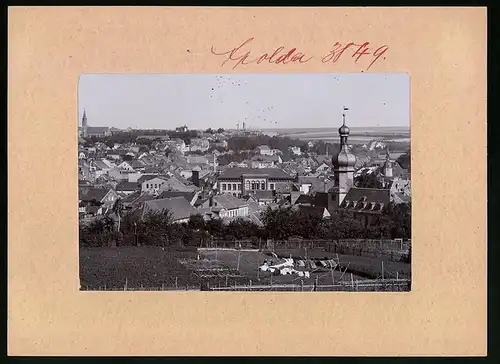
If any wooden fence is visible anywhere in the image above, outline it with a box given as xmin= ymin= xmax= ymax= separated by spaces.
xmin=205 ymin=239 xmax=411 ymax=262
xmin=80 ymin=279 xmax=411 ymax=292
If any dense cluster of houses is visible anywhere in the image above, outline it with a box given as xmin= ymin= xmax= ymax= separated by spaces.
xmin=78 ymin=120 xmax=411 ymax=231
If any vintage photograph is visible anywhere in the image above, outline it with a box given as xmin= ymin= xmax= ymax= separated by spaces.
xmin=78 ymin=73 xmax=411 ymax=292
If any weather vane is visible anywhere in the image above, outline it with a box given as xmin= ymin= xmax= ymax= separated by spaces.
xmin=342 ymin=106 xmax=349 ymax=125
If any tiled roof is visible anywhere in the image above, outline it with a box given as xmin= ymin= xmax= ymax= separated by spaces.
xmin=187 ymin=155 xmax=210 ymax=164
xmin=194 ymin=198 xmax=209 ymax=207
xmin=143 ymin=197 xmax=198 ymax=221
xmin=294 ymin=194 xmax=313 ymax=205
xmin=116 ymin=181 xmax=140 ymax=191
xmin=343 ymin=187 xmax=390 ymax=204
xmin=339 ymin=187 xmax=391 ymax=212
xmin=87 ymin=127 xmax=110 ymax=134
xmin=80 ymin=188 xmax=110 ymax=202
xmin=137 ymin=174 xmax=167 ymax=184
xmin=250 ymin=155 xmax=280 ymax=162
xmin=297 ymin=205 xmax=328 ymax=218
xmin=257 ymin=145 xmax=271 ymax=150
xmin=218 ymin=167 xmax=293 ymax=180
xmin=248 ymin=190 xmax=274 ymax=200
xmin=157 ymin=191 xmax=197 ymax=203
xmin=93 ymin=160 xmax=110 ymax=170
xmin=213 ymin=194 xmax=248 ymax=210
xmin=129 ymin=160 xmax=146 ymax=168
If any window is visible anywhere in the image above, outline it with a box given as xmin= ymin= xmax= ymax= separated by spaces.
xmin=222 ymin=184 xmax=226 ymax=191
xmin=261 ymin=182 xmax=266 ymax=190
xmin=245 ymin=180 xmax=250 ymax=190
xmin=228 ymin=184 xmax=232 ymax=191
xmin=255 ymin=182 xmax=260 ymax=190
xmin=233 ymin=183 xmax=237 ymax=190
xmin=251 ymin=182 xmax=255 ymax=190
xmin=270 ymin=183 xmax=275 ymax=190
xmin=238 ymin=184 xmax=241 ymax=190
xmin=146 ymin=184 xmax=149 ymax=188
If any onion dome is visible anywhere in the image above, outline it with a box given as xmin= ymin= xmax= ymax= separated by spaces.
xmin=332 ymin=147 xmax=356 ymax=169
xmin=338 ymin=123 xmax=350 ymax=136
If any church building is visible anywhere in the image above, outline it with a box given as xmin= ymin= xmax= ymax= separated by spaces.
xmin=78 ymin=110 xmax=112 ymax=138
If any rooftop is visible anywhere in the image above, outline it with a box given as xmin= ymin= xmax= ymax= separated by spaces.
xmin=213 ymin=194 xmax=248 ymax=210
xmin=143 ymin=196 xmax=198 ymax=221
xmin=218 ymin=167 xmax=293 ymax=179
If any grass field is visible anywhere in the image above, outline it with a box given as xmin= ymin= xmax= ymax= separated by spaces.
xmin=268 ymin=247 xmax=411 ymax=280
xmin=198 ymin=249 xmax=367 ymax=286
xmin=80 ymin=246 xmax=200 ymax=290
xmin=80 ymin=246 xmax=411 ymax=291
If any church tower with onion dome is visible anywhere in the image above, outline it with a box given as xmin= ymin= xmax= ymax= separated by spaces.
xmin=332 ymin=107 xmax=356 ymax=206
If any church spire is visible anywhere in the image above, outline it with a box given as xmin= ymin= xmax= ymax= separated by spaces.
xmin=332 ymin=106 xmax=356 ymax=206
xmin=82 ymin=109 xmax=88 ymax=138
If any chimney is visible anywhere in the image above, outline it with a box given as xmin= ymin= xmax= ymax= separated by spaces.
xmin=192 ymin=169 xmax=200 ymax=187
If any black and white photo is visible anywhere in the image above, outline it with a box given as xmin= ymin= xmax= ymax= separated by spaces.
xmin=78 ymin=73 xmax=411 ymax=292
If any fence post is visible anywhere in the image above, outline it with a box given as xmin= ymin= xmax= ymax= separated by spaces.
xmin=175 ymin=276 xmax=178 ymax=289
xmin=301 ymin=280 xmax=304 ymax=292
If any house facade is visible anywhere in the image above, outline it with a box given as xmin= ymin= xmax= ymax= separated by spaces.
xmin=217 ymin=167 xmax=295 ymax=198
xmin=141 ymin=177 xmax=169 ymax=195
xmin=212 ymin=194 xmax=249 ymax=219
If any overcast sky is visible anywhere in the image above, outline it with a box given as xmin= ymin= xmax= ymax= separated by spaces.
xmin=78 ymin=73 xmax=409 ymax=130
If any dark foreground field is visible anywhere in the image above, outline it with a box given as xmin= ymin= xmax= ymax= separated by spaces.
xmin=80 ymin=246 xmax=200 ymax=290
xmin=80 ymin=246 xmax=411 ymax=291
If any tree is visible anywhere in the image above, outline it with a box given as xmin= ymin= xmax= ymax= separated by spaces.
xmin=354 ymin=172 xmax=384 ymax=188
xmin=217 ymin=128 xmax=225 ymax=133
xmin=226 ymin=218 xmax=259 ymax=240
xmin=325 ymin=211 xmax=365 ymax=239
xmin=206 ymin=218 xmax=224 ymax=238
xmin=396 ymin=149 xmax=411 ymax=172
xmin=381 ymin=202 xmax=411 ymax=240
xmin=138 ymin=209 xmax=174 ymax=246
xmin=188 ymin=214 xmax=206 ymax=231
xmin=112 ymin=198 xmax=124 ymax=233
xmin=294 ymin=210 xmax=328 ymax=239
xmin=123 ymin=154 xmax=133 ymax=161
xmin=261 ymin=206 xmax=296 ymax=240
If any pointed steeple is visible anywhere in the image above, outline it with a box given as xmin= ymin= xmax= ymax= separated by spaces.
xmin=82 ymin=109 xmax=88 ymax=138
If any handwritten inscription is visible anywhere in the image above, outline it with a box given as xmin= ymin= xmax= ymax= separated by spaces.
xmin=321 ymin=42 xmax=389 ymax=70
xmin=210 ymin=38 xmax=312 ymax=70
xmin=210 ymin=38 xmax=388 ymax=71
